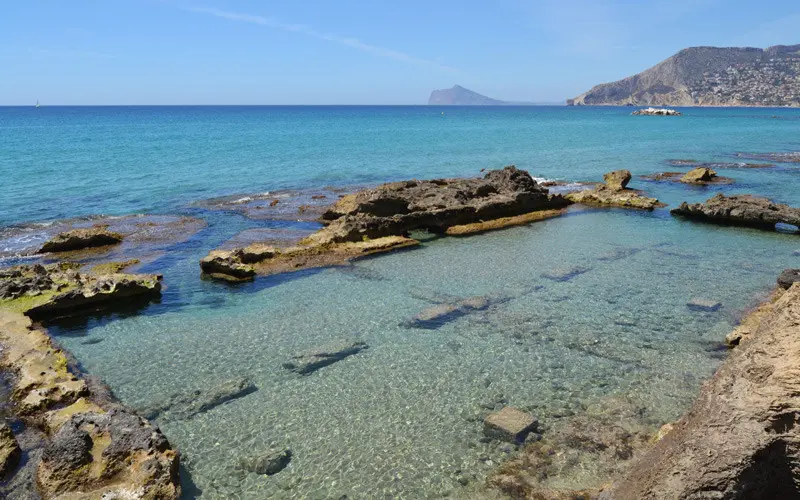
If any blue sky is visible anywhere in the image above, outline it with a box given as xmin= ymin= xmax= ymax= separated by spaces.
xmin=1 ymin=0 xmax=798 ymax=104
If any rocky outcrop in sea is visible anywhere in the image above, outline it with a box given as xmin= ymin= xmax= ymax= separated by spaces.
xmin=671 ymin=194 xmax=800 ymax=232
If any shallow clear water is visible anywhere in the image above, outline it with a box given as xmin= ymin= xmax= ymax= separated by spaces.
xmin=2 ymin=106 xmax=800 ymax=498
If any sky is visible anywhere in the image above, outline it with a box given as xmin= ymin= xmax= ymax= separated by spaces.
xmin=1 ymin=0 xmax=799 ymax=105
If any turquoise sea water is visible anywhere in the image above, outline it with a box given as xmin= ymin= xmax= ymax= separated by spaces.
xmin=2 ymin=106 xmax=800 ymax=498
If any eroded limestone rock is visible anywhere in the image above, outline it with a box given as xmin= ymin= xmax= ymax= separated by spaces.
xmin=201 ymin=166 xmax=570 ymax=280
xmin=0 ymin=263 xmax=161 ymax=320
xmin=680 ymin=167 xmax=716 ymax=183
xmin=603 ymin=170 xmax=631 ymax=191
xmin=0 ymin=422 xmax=21 ymax=477
xmin=38 ymin=226 xmax=123 ymax=253
xmin=671 ymin=194 xmax=800 ymax=232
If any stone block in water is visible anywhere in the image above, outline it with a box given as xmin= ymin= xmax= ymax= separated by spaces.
xmin=687 ymin=298 xmax=722 ymax=312
xmin=484 ymin=407 xmax=538 ymax=443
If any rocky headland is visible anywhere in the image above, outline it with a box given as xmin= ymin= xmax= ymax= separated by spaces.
xmin=200 ymin=166 xmax=572 ymax=281
xmin=571 ymin=44 xmax=800 ymax=106
xmin=671 ymin=194 xmax=800 ymax=233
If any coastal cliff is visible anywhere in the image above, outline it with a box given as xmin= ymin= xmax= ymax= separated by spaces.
xmin=571 ymin=44 xmax=800 ymax=106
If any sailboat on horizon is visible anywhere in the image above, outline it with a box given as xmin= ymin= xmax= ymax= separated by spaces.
xmin=35 ymin=99 xmax=40 ymax=109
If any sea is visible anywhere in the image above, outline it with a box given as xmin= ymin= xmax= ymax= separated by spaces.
xmin=1 ymin=105 xmax=800 ymax=498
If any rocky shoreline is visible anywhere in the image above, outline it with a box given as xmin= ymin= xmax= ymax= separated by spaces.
xmin=0 ymin=266 xmax=180 ymax=498
xmin=2 ymin=163 xmax=800 ymax=497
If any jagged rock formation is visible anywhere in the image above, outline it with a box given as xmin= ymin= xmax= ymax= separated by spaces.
xmin=428 ymin=85 xmax=509 ymax=105
xmin=38 ymin=226 xmax=123 ymax=253
xmin=572 ymin=44 xmax=800 ymax=106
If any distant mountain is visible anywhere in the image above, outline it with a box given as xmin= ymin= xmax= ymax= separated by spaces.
xmin=570 ymin=44 xmax=800 ymax=107
xmin=428 ymin=85 xmax=510 ymax=105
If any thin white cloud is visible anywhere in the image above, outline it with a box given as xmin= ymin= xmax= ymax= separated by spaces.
xmin=185 ymin=6 xmax=458 ymax=72
xmin=27 ymin=47 xmax=115 ymax=59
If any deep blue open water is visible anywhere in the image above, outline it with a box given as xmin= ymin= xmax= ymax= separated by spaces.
xmin=2 ymin=106 xmax=800 ymax=498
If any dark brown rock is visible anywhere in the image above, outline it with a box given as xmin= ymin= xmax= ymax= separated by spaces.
xmin=0 ymin=422 xmax=21 ymax=478
xmin=778 ymin=269 xmax=800 ymax=290
xmin=671 ymin=194 xmax=800 ymax=231
xmin=37 ymin=226 xmax=123 ymax=253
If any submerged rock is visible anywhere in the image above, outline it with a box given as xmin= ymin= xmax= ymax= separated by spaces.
xmin=201 ymin=167 xmax=570 ymax=280
xmin=38 ymin=226 xmax=123 ymax=253
xmin=686 ymin=298 xmax=722 ymax=312
xmin=605 ymin=282 xmax=800 ymax=498
xmin=238 ymin=448 xmax=292 ymax=475
xmin=0 ymin=263 xmax=162 ymax=320
xmin=603 ymin=169 xmax=631 ymax=191
xmin=735 ymin=151 xmax=800 ymax=164
xmin=778 ymin=269 xmax=800 ymax=290
xmin=283 ymin=340 xmax=369 ymax=375
xmin=0 ymin=422 xmax=21 ymax=478
xmin=667 ymin=159 xmax=774 ymax=169
xmin=484 ymin=407 xmax=538 ymax=443
xmin=541 ymin=266 xmax=592 ymax=282
xmin=631 ymin=107 xmax=681 ymax=116
xmin=406 ymin=296 xmax=493 ymax=329
xmin=140 ymin=377 xmax=257 ymax=421
xmin=641 ymin=170 xmax=734 ymax=185
xmin=671 ymin=194 xmax=800 ymax=232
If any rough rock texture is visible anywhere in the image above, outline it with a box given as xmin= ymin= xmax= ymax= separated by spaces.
xmin=631 ymin=108 xmax=682 ymax=116
xmin=37 ymin=410 xmax=179 ymax=499
xmin=139 ymin=377 xmax=257 ymax=421
xmin=0 ymin=310 xmax=180 ymax=498
xmin=566 ymin=172 xmax=664 ymax=210
xmin=484 ymin=407 xmax=538 ymax=443
xmin=489 ymin=396 xmax=656 ymax=498
xmin=671 ymin=194 xmax=800 ymax=232
xmin=680 ymin=167 xmax=716 ymax=183
xmin=602 ymin=170 xmax=632 ymax=191
xmin=605 ymin=283 xmax=800 ymax=499
xmin=0 ymin=263 xmax=162 ymax=320
xmin=37 ymin=226 xmax=123 ymax=254
xmin=779 ymin=269 xmax=800 ymax=290
xmin=283 ymin=340 xmax=368 ymax=375
xmin=238 ymin=448 xmax=292 ymax=475
xmin=0 ymin=421 xmax=21 ymax=477
xmin=201 ymin=167 xmax=570 ymax=280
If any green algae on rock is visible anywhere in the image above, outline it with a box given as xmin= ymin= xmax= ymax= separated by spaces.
xmin=0 ymin=310 xmax=180 ymax=498
xmin=0 ymin=263 xmax=162 ymax=320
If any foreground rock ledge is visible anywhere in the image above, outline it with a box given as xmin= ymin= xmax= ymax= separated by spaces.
xmin=0 ymin=310 xmax=180 ymax=498
xmin=671 ymin=193 xmax=800 ymax=232
xmin=200 ymin=166 xmax=571 ymax=280
xmin=603 ymin=282 xmax=800 ymax=498
xmin=0 ymin=263 xmax=162 ymax=320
